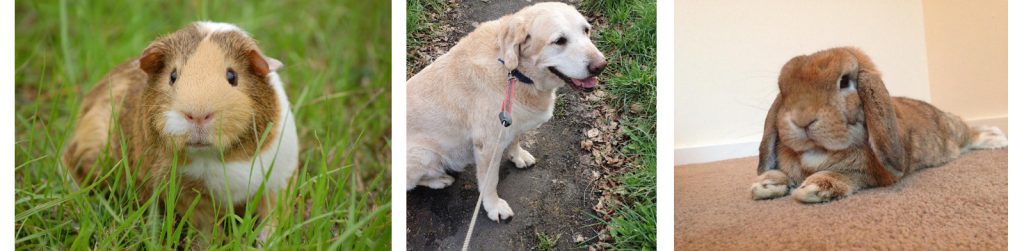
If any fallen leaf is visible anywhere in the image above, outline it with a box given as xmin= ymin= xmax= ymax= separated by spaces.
xmin=581 ymin=139 xmax=593 ymax=150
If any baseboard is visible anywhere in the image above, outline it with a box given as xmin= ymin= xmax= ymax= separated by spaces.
xmin=966 ymin=115 xmax=1008 ymax=134
xmin=674 ymin=141 xmax=760 ymax=166
xmin=674 ymin=115 xmax=1008 ymax=166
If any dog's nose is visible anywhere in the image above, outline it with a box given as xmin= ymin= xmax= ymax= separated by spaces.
xmin=183 ymin=111 xmax=215 ymax=125
xmin=588 ymin=59 xmax=608 ymax=75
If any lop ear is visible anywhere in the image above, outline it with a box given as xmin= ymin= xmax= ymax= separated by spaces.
xmin=246 ymin=50 xmax=283 ymax=76
xmin=857 ymin=68 xmax=905 ymax=182
xmin=138 ymin=43 xmax=167 ymax=76
xmin=757 ymin=94 xmax=782 ymax=175
xmin=498 ymin=16 xmax=530 ymax=71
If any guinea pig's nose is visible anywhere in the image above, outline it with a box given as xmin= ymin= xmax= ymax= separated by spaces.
xmin=183 ymin=111 xmax=214 ymax=125
xmin=588 ymin=58 xmax=608 ymax=75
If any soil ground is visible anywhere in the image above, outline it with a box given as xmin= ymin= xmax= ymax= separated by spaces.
xmin=406 ymin=0 xmax=604 ymax=250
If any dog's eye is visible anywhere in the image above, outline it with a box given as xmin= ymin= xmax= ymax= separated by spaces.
xmin=226 ymin=69 xmax=238 ymax=86
xmin=839 ymin=74 xmax=853 ymax=90
xmin=584 ymin=27 xmax=590 ymax=34
xmin=169 ymin=69 xmax=178 ymax=86
xmin=554 ymin=37 xmax=567 ymax=45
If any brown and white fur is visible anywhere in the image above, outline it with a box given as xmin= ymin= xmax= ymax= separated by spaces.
xmin=406 ymin=2 xmax=607 ymax=221
xmin=751 ymin=47 xmax=1007 ymax=203
xmin=62 ymin=22 xmax=299 ymax=242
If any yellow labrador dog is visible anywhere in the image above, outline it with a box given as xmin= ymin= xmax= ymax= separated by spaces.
xmin=407 ymin=2 xmax=607 ymax=222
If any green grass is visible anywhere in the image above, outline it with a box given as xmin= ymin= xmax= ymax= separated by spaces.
xmin=406 ymin=0 xmax=445 ymax=49
xmin=533 ymin=232 xmax=561 ymax=251
xmin=15 ymin=0 xmax=391 ymax=249
xmin=582 ymin=0 xmax=658 ymax=249
xmin=406 ymin=0 xmax=449 ymax=75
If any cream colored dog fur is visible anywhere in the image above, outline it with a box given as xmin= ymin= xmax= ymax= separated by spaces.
xmin=406 ymin=2 xmax=607 ymax=221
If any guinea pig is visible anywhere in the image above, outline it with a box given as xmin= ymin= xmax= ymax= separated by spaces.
xmin=61 ymin=22 xmax=299 ymax=242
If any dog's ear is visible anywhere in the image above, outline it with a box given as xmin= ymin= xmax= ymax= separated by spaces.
xmin=498 ymin=16 xmax=530 ymax=71
xmin=854 ymin=52 xmax=905 ymax=182
xmin=757 ymin=94 xmax=782 ymax=175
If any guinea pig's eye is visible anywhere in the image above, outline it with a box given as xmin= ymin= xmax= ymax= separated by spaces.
xmin=226 ymin=69 xmax=237 ymax=86
xmin=839 ymin=74 xmax=853 ymax=90
xmin=584 ymin=27 xmax=590 ymax=34
xmin=169 ymin=69 xmax=178 ymax=85
xmin=554 ymin=37 xmax=568 ymax=45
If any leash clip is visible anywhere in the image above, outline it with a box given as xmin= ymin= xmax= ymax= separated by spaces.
xmin=498 ymin=111 xmax=512 ymax=127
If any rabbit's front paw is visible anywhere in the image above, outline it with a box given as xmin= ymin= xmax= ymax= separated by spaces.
xmin=751 ymin=170 xmax=790 ymax=200
xmin=793 ymin=172 xmax=851 ymax=203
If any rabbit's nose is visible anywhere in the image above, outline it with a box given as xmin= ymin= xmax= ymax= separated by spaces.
xmin=793 ymin=117 xmax=818 ymax=131
xmin=800 ymin=118 xmax=818 ymax=129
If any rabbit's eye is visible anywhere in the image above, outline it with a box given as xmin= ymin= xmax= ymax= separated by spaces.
xmin=839 ymin=74 xmax=853 ymax=89
xmin=227 ymin=69 xmax=237 ymax=86
xmin=169 ymin=69 xmax=178 ymax=86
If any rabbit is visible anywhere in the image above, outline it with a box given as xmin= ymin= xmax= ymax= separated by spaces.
xmin=750 ymin=47 xmax=1007 ymax=203
xmin=61 ymin=22 xmax=299 ymax=243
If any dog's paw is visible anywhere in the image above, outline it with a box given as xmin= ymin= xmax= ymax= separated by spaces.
xmin=509 ymin=149 xmax=537 ymax=169
xmin=484 ymin=198 xmax=514 ymax=222
xmin=792 ymin=175 xmax=849 ymax=203
xmin=418 ymin=174 xmax=455 ymax=189
xmin=750 ymin=179 xmax=789 ymax=200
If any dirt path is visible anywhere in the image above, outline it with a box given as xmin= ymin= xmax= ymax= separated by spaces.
xmin=406 ymin=1 xmax=604 ymax=250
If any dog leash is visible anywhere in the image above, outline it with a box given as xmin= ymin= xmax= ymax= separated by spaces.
xmin=499 ymin=72 xmax=516 ymax=127
xmin=462 ymin=69 xmax=519 ymax=251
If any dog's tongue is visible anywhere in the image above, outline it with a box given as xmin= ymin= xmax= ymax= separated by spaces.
xmin=572 ymin=77 xmax=599 ymax=88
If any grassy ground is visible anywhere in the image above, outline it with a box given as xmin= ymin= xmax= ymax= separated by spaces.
xmin=406 ymin=0 xmax=444 ymax=49
xmin=15 ymin=0 xmax=391 ymax=249
xmin=405 ymin=0 xmax=451 ymax=76
xmin=581 ymin=0 xmax=658 ymax=249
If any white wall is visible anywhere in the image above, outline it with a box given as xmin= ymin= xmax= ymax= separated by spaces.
xmin=674 ymin=0 xmax=933 ymax=165
xmin=923 ymin=0 xmax=1008 ymax=133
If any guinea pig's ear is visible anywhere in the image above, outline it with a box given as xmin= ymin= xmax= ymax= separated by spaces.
xmin=757 ymin=94 xmax=782 ymax=175
xmin=498 ymin=16 xmax=530 ymax=71
xmin=245 ymin=50 xmax=283 ymax=76
xmin=857 ymin=68 xmax=905 ymax=182
xmin=265 ymin=56 xmax=283 ymax=72
xmin=138 ymin=44 xmax=167 ymax=76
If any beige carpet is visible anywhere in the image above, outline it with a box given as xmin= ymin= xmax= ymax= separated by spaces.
xmin=674 ymin=149 xmax=1008 ymax=250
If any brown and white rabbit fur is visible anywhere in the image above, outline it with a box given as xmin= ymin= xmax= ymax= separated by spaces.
xmin=61 ymin=22 xmax=299 ymax=241
xmin=751 ymin=47 xmax=1007 ymax=203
